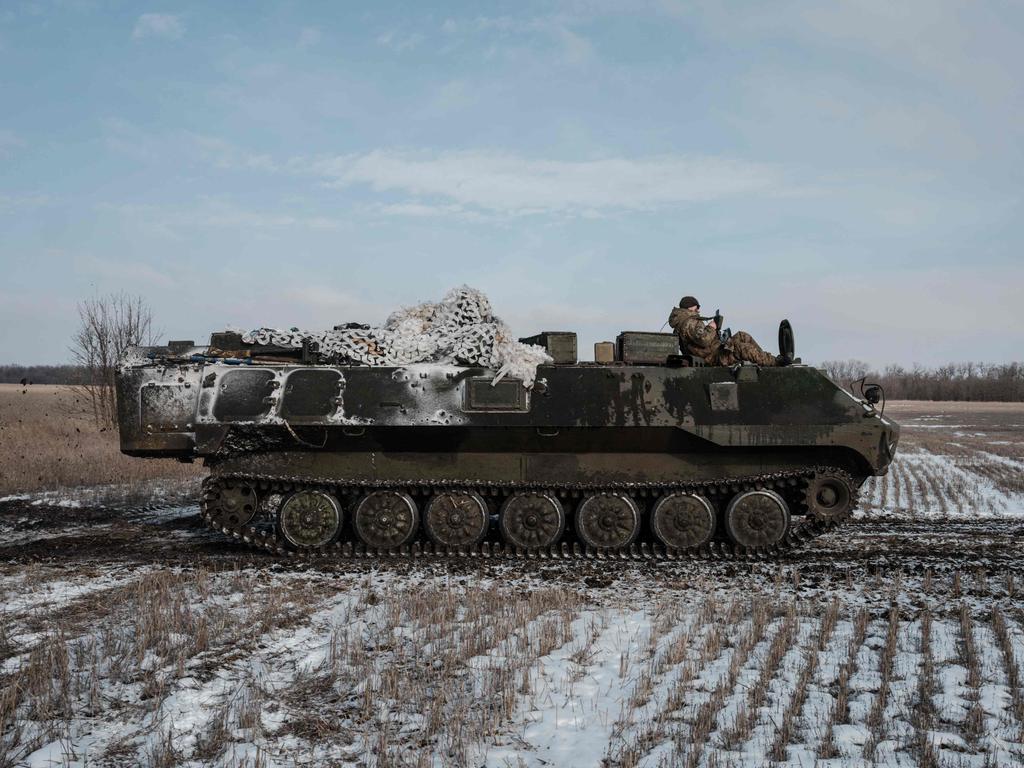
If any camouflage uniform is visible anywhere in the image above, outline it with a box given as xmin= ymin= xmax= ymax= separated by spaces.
xmin=668 ymin=308 xmax=776 ymax=367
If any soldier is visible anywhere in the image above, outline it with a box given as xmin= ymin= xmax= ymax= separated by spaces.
xmin=668 ymin=296 xmax=789 ymax=367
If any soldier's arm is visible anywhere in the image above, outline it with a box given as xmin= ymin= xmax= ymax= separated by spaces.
xmin=682 ymin=317 xmax=717 ymax=347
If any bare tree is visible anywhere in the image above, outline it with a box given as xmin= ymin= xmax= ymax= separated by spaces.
xmin=821 ymin=358 xmax=1024 ymax=401
xmin=70 ymin=293 xmax=158 ymax=424
xmin=821 ymin=359 xmax=871 ymax=389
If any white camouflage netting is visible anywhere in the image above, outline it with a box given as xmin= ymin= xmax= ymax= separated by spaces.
xmin=242 ymin=286 xmax=552 ymax=388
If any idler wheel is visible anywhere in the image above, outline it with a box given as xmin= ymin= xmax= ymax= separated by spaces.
xmin=724 ymin=490 xmax=790 ymax=549
xmin=355 ymin=491 xmax=419 ymax=549
xmin=576 ymin=493 xmax=640 ymax=549
xmin=208 ymin=481 xmax=258 ymax=529
xmin=500 ymin=492 xmax=565 ymax=549
xmin=651 ymin=493 xmax=715 ymax=549
xmin=804 ymin=472 xmax=855 ymax=521
xmin=279 ymin=490 xmax=342 ymax=549
xmin=424 ymin=491 xmax=489 ymax=547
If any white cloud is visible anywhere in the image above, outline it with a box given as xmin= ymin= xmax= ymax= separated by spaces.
xmin=98 ymin=199 xmax=346 ymax=237
xmin=0 ymin=130 xmax=24 ymax=159
xmin=310 ymin=150 xmax=780 ymax=216
xmin=369 ymin=202 xmax=480 ymax=219
xmin=738 ymin=265 xmax=1024 ymax=368
xmin=297 ymin=26 xmax=320 ymax=49
xmin=82 ymin=256 xmax=179 ymax=289
xmin=279 ymin=286 xmax=381 ymax=317
xmin=215 ymin=284 xmax=389 ymax=332
xmin=439 ymin=12 xmax=598 ymax=67
xmin=375 ymin=30 xmax=423 ymax=52
xmin=684 ymin=0 xmax=1024 ymax=148
xmin=0 ymin=192 xmax=50 ymax=213
xmin=188 ymin=137 xmax=783 ymax=218
xmin=190 ymin=133 xmax=281 ymax=172
xmin=132 ymin=13 xmax=184 ymax=41
xmin=429 ymin=79 xmax=473 ymax=112
xmin=554 ymin=26 xmax=594 ymax=67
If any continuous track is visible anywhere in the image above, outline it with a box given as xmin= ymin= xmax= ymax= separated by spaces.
xmin=201 ymin=466 xmax=859 ymax=561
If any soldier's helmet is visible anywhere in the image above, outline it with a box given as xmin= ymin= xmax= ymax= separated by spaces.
xmin=678 ymin=296 xmax=700 ymax=309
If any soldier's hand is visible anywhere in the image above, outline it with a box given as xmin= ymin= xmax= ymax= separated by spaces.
xmin=707 ymin=320 xmax=717 ymax=331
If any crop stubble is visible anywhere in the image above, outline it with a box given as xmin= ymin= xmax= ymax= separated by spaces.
xmin=0 ymin=401 xmax=1022 ymax=766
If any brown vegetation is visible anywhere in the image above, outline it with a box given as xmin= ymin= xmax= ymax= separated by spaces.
xmin=862 ymin=401 xmax=1024 ymax=517
xmin=2 ymin=553 xmax=1024 ymax=767
xmin=0 ymin=384 xmax=200 ymax=496
xmin=823 ymin=360 xmax=1024 ymax=401
xmin=0 ymin=365 xmax=81 ymax=386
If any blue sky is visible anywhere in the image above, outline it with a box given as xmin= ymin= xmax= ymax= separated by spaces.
xmin=1 ymin=0 xmax=1022 ymax=366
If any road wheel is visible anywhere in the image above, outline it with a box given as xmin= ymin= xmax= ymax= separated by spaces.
xmin=500 ymin=492 xmax=565 ymax=549
xmin=576 ymin=493 xmax=640 ymax=549
xmin=725 ymin=490 xmax=790 ymax=548
xmin=651 ymin=493 xmax=716 ymax=549
xmin=279 ymin=490 xmax=342 ymax=548
xmin=354 ymin=491 xmax=419 ymax=549
xmin=424 ymin=491 xmax=489 ymax=547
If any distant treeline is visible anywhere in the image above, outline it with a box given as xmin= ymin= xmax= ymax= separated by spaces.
xmin=822 ymin=361 xmax=1024 ymax=401
xmin=0 ymin=365 xmax=84 ymax=385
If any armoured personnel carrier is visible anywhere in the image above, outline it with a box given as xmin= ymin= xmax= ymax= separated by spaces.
xmin=116 ymin=312 xmax=899 ymax=561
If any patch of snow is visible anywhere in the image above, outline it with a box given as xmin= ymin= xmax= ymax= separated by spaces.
xmin=489 ymin=610 xmax=648 ymax=768
xmin=1 ymin=570 xmax=147 ymax=617
xmin=30 ymin=496 xmax=81 ymax=508
xmin=861 ymin=448 xmax=1024 ymax=519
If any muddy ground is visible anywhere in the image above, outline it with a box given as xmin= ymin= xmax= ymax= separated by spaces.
xmin=1 ymin=496 xmax=1021 ymax=579
xmin=2 ymin=401 xmax=1023 ymax=767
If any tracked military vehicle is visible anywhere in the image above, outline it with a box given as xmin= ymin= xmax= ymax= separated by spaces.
xmin=116 ymin=302 xmax=899 ymax=561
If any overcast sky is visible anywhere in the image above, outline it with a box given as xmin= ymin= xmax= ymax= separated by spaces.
xmin=2 ymin=1 xmax=1022 ymax=367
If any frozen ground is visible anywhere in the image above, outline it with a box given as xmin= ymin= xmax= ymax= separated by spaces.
xmin=1 ymin=402 xmax=1023 ymax=767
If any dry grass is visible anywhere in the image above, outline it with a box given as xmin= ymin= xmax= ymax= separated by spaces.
xmin=914 ymin=606 xmax=939 ymax=767
xmin=817 ymin=605 xmax=870 ymax=759
xmin=3 ymin=401 xmax=1024 ymax=765
xmin=993 ymin=608 xmax=1024 ymax=728
xmin=959 ymin=602 xmax=986 ymax=746
xmin=719 ymin=602 xmax=797 ymax=750
xmin=863 ymin=605 xmax=900 ymax=760
xmin=3 ymin=566 xmax=1024 ymax=767
xmin=862 ymin=401 xmax=1024 ymax=516
xmin=0 ymin=384 xmax=200 ymax=496
xmin=768 ymin=599 xmax=839 ymax=762
xmin=0 ymin=568 xmax=318 ymax=767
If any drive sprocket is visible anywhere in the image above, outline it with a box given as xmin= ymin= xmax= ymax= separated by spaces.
xmin=804 ymin=470 xmax=856 ymax=522
xmin=204 ymin=480 xmax=258 ymax=530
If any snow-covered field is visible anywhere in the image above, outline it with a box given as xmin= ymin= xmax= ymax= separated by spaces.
xmin=1 ymin=401 xmax=1023 ymax=768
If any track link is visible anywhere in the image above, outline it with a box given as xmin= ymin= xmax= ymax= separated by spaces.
xmin=200 ymin=467 xmax=859 ymax=561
